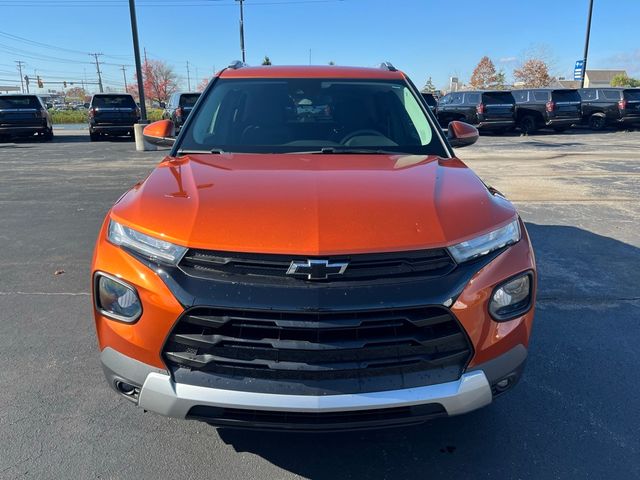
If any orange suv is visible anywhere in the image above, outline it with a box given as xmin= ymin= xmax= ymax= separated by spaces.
xmin=92 ymin=63 xmax=535 ymax=431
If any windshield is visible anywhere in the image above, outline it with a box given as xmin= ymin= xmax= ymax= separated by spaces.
xmin=92 ymin=95 xmax=136 ymax=108
xmin=624 ymin=89 xmax=640 ymax=101
xmin=180 ymin=94 xmax=200 ymax=107
xmin=0 ymin=96 xmax=41 ymax=109
xmin=179 ymin=78 xmax=446 ymax=155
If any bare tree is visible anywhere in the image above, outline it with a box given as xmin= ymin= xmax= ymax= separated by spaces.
xmin=196 ymin=77 xmax=210 ymax=92
xmin=513 ymin=59 xmax=553 ymax=88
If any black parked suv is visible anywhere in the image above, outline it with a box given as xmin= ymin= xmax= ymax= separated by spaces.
xmin=0 ymin=94 xmax=53 ymax=141
xmin=512 ymin=89 xmax=581 ymax=134
xmin=420 ymin=92 xmax=438 ymax=113
xmin=88 ymin=93 xmax=140 ymax=141
xmin=579 ymin=87 xmax=640 ymax=130
xmin=437 ymin=91 xmax=516 ymax=133
xmin=162 ymin=92 xmax=201 ymax=132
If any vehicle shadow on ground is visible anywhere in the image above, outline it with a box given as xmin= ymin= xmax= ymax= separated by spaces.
xmin=50 ymin=135 xmax=135 ymax=143
xmin=216 ymin=223 xmax=640 ymax=479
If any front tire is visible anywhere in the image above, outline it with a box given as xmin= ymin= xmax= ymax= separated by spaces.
xmin=89 ymin=131 xmax=100 ymax=142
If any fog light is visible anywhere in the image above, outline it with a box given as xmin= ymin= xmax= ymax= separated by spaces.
xmin=496 ymin=379 xmax=510 ymax=389
xmin=489 ymin=272 xmax=533 ymax=321
xmin=95 ymin=273 xmax=142 ymax=322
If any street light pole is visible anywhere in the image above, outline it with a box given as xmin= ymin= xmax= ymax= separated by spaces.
xmin=237 ymin=0 xmax=246 ymax=62
xmin=128 ymin=0 xmax=147 ymax=122
xmin=580 ymin=0 xmax=594 ymax=88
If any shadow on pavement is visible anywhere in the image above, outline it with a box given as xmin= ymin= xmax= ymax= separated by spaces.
xmin=215 ymin=224 xmax=640 ymax=479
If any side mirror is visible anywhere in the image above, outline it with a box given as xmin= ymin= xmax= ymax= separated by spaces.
xmin=159 ymin=102 xmax=166 ymax=109
xmin=447 ymin=121 xmax=479 ymax=148
xmin=143 ymin=119 xmax=176 ymax=147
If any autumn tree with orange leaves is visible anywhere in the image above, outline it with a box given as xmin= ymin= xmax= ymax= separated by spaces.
xmin=513 ymin=59 xmax=553 ymax=88
xmin=469 ymin=56 xmax=505 ymax=89
xmin=127 ymin=59 xmax=179 ymax=104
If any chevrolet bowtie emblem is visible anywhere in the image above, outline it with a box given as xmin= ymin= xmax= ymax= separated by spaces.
xmin=286 ymin=259 xmax=349 ymax=280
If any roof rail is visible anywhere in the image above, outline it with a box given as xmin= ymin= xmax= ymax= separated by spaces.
xmin=380 ymin=62 xmax=397 ymax=72
xmin=228 ymin=60 xmax=246 ymax=70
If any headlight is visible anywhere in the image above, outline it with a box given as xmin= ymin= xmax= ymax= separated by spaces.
xmin=447 ymin=219 xmax=520 ymax=263
xmin=108 ymin=220 xmax=187 ymax=265
xmin=489 ymin=272 xmax=533 ymax=321
xmin=95 ymin=273 xmax=142 ymax=322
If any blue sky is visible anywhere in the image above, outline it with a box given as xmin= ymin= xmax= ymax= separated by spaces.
xmin=0 ymin=0 xmax=638 ymax=94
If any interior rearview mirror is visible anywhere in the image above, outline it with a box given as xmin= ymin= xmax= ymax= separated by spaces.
xmin=143 ymin=119 xmax=176 ymax=147
xmin=447 ymin=121 xmax=479 ymax=149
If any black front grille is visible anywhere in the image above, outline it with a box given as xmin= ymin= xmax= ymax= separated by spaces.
xmin=163 ymin=306 xmax=472 ymax=384
xmin=179 ymin=248 xmax=456 ymax=283
xmin=187 ymin=403 xmax=446 ymax=431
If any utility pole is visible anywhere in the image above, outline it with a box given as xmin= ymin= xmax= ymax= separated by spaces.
xmin=129 ymin=0 xmax=147 ymax=121
xmin=580 ymin=0 xmax=594 ymax=88
xmin=15 ymin=61 xmax=25 ymax=93
xmin=121 ymin=65 xmax=128 ymax=91
xmin=309 ymin=49 xmax=312 ymax=65
xmin=237 ymin=0 xmax=246 ymax=62
xmin=90 ymin=53 xmax=104 ymax=93
xmin=186 ymin=61 xmax=191 ymax=91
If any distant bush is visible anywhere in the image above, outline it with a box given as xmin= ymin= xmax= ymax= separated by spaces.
xmin=50 ymin=110 xmax=88 ymax=124
xmin=50 ymin=107 xmax=165 ymax=124
xmin=147 ymin=108 xmax=164 ymax=122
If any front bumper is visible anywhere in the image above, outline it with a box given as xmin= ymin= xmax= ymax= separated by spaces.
xmin=101 ymin=344 xmax=527 ymax=430
xmin=93 ymin=216 xmax=535 ymax=430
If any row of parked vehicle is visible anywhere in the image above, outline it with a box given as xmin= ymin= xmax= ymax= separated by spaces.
xmin=0 ymin=91 xmax=202 ymax=142
xmin=421 ymin=87 xmax=640 ymax=134
xmin=2 ymin=86 xmax=638 ymax=142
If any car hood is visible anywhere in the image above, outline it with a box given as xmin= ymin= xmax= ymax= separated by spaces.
xmin=111 ymin=153 xmax=516 ymax=255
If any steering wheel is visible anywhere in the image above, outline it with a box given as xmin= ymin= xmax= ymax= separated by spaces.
xmin=340 ymin=129 xmax=386 ymax=145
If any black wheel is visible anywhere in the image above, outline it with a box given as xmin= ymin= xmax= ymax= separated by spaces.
xmin=89 ymin=131 xmax=100 ymax=142
xmin=519 ymin=115 xmax=538 ymax=134
xmin=553 ymin=126 xmax=568 ymax=133
xmin=589 ymin=114 xmax=606 ymax=131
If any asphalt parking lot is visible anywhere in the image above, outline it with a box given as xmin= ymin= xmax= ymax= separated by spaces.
xmin=1 ymin=128 xmax=638 ymax=479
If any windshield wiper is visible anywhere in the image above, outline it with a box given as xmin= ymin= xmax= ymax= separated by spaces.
xmin=288 ymin=147 xmax=408 ymax=155
xmin=176 ymin=148 xmax=224 ymax=155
